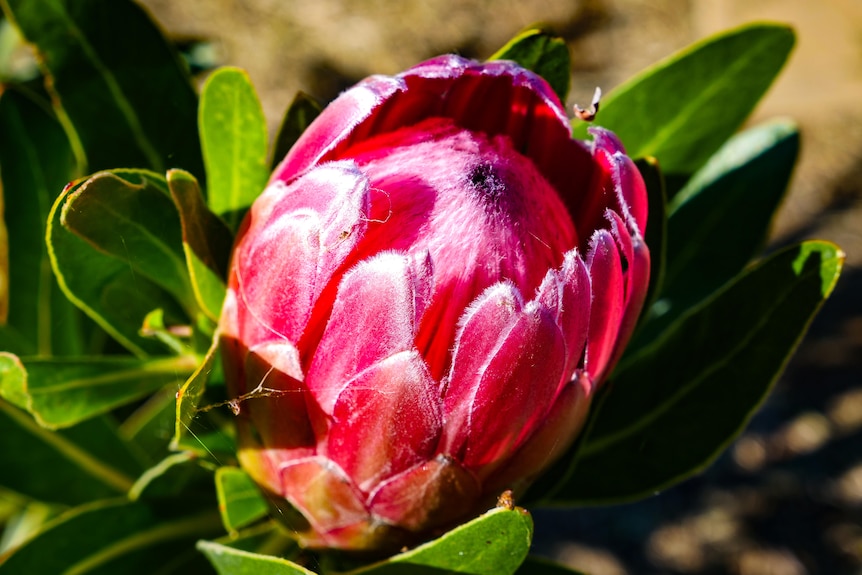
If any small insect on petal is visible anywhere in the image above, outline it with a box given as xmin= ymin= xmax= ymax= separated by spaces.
xmin=574 ymin=86 xmax=602 ymax=122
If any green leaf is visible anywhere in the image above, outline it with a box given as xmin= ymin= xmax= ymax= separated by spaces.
xmin=215 ymin=467 xmax=269 ymax=536
xmin=0 ymin=88 xmax=83 ymax=356
xmin=212 ymin=522 xmax=299 ymax=557
xmin=0 ymin=498 xmax=221 ymax=574
xmin=633 ymin=157 xmax=667 ymax=324
xmin=0 ymin=0 xmax=204 ymax=177
xmin=542 ymin=241 xmax=843 ymax=503
xmin=199 ymin=66 xmax=269 ymax=231
xmin=633 ymin=120 xmax=800 ymax=344
xmin=47 ymin=171 xmax=186 ymax=357
xmin=349 ymin=507 xmax=533 ymax=575
xmin=0 ymin=401 xmax=142 ymax=505
xmin=577 ymin=23 xmax=795 ymax=180
xmin=60 ymin=170 xmax=197 ymax=314
xmin=129 ymin=452 xmax=216 ymax=502
xmin=172 ymin=337 xmax=227 ymax=455
xmin=488 ymin=29 xmax=570 ymax=102
xmin=118 ymin=388 xmax=178 ymax=463
xmin=271 ymin=92 xmax=321 ymax=170
xmin=167 ymin=170 xmax=233 ymax=322
xmin=0 ymin=500 xmax=59 ymax=556
xmin=0 ymin=353 xmax=27 ymax=409
xmin=197 ymin=540 xmax=317 ymax=575
xmin=0 ymin=353 xmax=198 ymax=429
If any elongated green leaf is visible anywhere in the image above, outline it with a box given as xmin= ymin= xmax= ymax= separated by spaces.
xmin=0 ymin=498 xmax=220 ymax=574
xmin=0 ymin=500 xmax=59 ymax=556
xmin=47 ymin=171 xmax=185 ymax=357
xmin=200 ymin=507 xmax=533 ymax=575
xmin=200 ymin=67 xmax=269 ymax=231
xmin=633 ymin=157 xmax=666 ymax=324
xmin=0 ymin=353 xmax=198 ymax=429
xmin=633 ymin=121 xmax=800 ymax=345
xmin=60 ymin=170 xmax=197 ymax=314
xmin=271 ymin=92 xmax=321 ymax=170
xmin=0 ymin=353 xmax=27 ymax=409
xmin=118 ymin=387 xmax=178 ymax=463
xmin=488 ymin=29 xmax=570 ymax=102
xmin=577 ymin=23 xmax=795 ymax=180
xmin=172 ymin=337 xmax=226 ymax=455
xmin=215 ymin=467 xmax=269 ymax=536
xmin=129 ymin=452 xmax=216 ymax=502
xmin=0 ymin=0 xmax=204 ymax=177
xmin=212 ymin=522 xmax=299 ymax=557
xmin=350 ymin=507 xmax=533 ymax=575
xmin=0 ymin=401 xmax=142 ymax=505
xmin=197 ymin=541 xmax=317 ymax=575
xmin=0 ymin=88 xmax=82 ymax=356
xmin=541 ymin=241 xmax=843 ymax=503
xmin=167 ymin=170 xmax=232 ymax=322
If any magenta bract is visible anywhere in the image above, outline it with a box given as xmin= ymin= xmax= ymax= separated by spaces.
xmin=219 ymin=55 xmax=650 ymax=551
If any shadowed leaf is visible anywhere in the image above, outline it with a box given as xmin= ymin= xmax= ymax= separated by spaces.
xmin=0 ymin=0 xmax=204 ymax=177
xmin=539 ymin=241 xmax=843 ymax=503
xmin=199 ymin=67 xmax=269 ymax=231
xmin=488 ymin=28 xmax=570 ymax=102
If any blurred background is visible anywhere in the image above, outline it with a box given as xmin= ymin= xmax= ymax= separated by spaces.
xmin=57 ymin=1 xmax=862 ymax=573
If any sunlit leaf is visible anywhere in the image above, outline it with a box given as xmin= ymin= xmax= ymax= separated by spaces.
xmin=576 ymin=23 xmax=795 ymax=181
xmin=60 ymin=170 xmax=197 ymax=315
xmin=199 ymin=66 xmax=269 ymax=231
xmin=167 ymin=170 xmax=232 ymax=322
xmin=0 ymin=353 xmax=198 ymax=429
xmin=198 ymin=540 xmax=317 ymax=575
xmin=215 ymin=467 xmax=269 ymax=536
xmin=349 ymin=507 xmax=533 ymax=575
xmin=47 ymin=171 xmax=186 ymax=357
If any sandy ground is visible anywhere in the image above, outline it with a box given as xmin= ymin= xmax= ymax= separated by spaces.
xmin=135 ymin=1 xmax=862 ymax=573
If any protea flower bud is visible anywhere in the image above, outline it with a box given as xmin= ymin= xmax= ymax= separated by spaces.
xmin=219 ymin=55 xmax=650 ymax=551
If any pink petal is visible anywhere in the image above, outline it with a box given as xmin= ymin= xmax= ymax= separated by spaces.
xmin=441 ymin=282 xmax=524 ymax=444
xmin=443 ymin=286 xmax=566 ymax=474
xmin=279 ymin=456 xmax=368 ymax=535
xmin=273 ymin=78 xmax=404 ymax=180
xmin=233 ymin=162 xmax=369 ymax=345
xmin=306 ymin=252 xmax=434 ymax=414
xmin=605 ymin=211 xmax=651 ymax=373
xmin=238 ymin=341 xmax=315 ymax=452
xmin=613 ymin=152 xmax=649 ymax=238
xmin=569 ymin=150 xmax=616 ymax=252
xmin=536 ymin=250 xmax=592 ymax=383
xmin=588 ymin=127 xmax=649 ymax=237
xmin=584 ymin=229 xmax=625 ymax=383
xmin=326 ymin=350 xmax=442 ymax=494
xmin=369 ymin=455 xmax=481 ymax=531
xmin=484 ymin=371 xmax=592 ymax=495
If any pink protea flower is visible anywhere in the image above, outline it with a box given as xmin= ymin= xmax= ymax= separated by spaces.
xmin=219 ymin=55 xmax=650 ymax=551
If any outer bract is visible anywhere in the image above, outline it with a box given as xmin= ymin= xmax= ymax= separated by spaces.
xmin=220 ymin=55 xmax=650 ymax=551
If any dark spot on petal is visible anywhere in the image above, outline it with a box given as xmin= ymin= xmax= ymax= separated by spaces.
xmin=468 ymin=163 xmax=507 ymax=206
